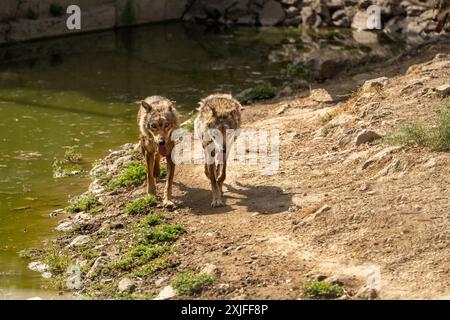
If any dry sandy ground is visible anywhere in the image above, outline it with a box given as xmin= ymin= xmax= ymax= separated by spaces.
xmin=162 ymin=43 xmax=450 ymax=300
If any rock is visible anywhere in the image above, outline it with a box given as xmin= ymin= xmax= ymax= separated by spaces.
xmin=377 ymin=158 xmax=400 ymax=177
xmin=351 ymin=11 xmax=369 ymax=30
xmin=424 ymin=158 xmax=436 ymax=168
xmin=154 ymin=285 xmax=176 ymax=300
xmin=355 ymin=130 xmax=382 ymax=146
xmin=55 ymin=221 xmax=74 ymax=232
xmin=87 ymin=256 xmax=108 ymax=278
xmin=355 ymin=286 xmax=379 ymax=299
xmin=435 ymin=84 xmax=450 ymax=97
xmin=42 ymin=272 xmax=52 ymax=279
xmin=286 ymin=6 xmax=300 ymax=19
xmin=311 ymin=0 xmax=331 ymax=24
xmin=362 ymin=77 xmax=390 ymax=91
xmin=28 ymin=261 xmax=49 ymax=273
xmin=69 ymin=235 xmax=91 ymax=247
xmin=259 ymin=0 xmax=285 ymax=26
xmin=155 ymin=275 xmax=170 ymax=287
xmin=201 ymin=263 xmax=218 ymax=276
xmin=310 ymin=88 xmax=334 ymax=103
xmin=118 ymin=278 xmax=137 ymax=293
xmin=49 ymin=208 xmax=64 ymax=217
xmin=362 ymin=147 xmax=401 ymax=170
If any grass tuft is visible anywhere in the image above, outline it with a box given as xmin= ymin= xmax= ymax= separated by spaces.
xmin=108 ymin=160 xmax=147 ymax=190
xmin=140 ymin=224 xmax=185 ymax=245
xmin=237 ymin=83 xmax=276 ymax=104
xmin=385 ymin=104 xmax=450 ymax=152
xmin=125 ymin=195 xmax=158 ymax=215
xmin=66 ymin=193 xmax=102 ymax=214
xmin=172 ymin=272 xmax=215 ymax=296
xmin=302 ymin=280 xmax=344 ymax=299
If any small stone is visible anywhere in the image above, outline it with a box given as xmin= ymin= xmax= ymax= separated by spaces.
xmin=42 ymin=272 xmax=52 ymax=279
xmin=435 ymin=84 xmax=450 ymax=97
xmin=355 ymin=130 xmax=382 ymax=146
xmin=49 ymin=209 xmax=64 ymax=217
xmin=87 ymin=256 xmax=108 ymax=278
xmin=314 ymin=205 xmax=332 ymax=215
xmin=154 ymin=285 xmax=176 ymax=300
xmin=55 ymin=221 xmax=74 ymax=232
xmin=355 ymin=286 xmax=379 ymax=299
xmin=201 ymin=263 xmax=218 ymax=276
xmin=69 ymin=235 xmax=91 ymax=247
xmin=310 ymin=88 xmax=334 ymax=103
xmin=362 ymin=77 xmax=390 ymax=91
xmin=28 ymin=261 xmax=49 ymax=273
xmin=154 ymin=276 xmax=170 ymax=287
xmin=118 ymin=278 xmax=136 ymax=293
xmin=424 ymin=158 xmax=436 ymax=168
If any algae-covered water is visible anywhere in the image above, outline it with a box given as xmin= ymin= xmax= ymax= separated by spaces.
xmin=0 ymin=22 xmax=400 ymax=299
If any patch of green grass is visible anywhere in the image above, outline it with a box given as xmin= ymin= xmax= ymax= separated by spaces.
xmin=49 ymin=3 xmax=65 ymax=17
xmin=302 ymin=280 xmax=344 ymax=299
xmin=181 ymin=115 xmax=196 ymax=132
xmin=237 ymin=83 xmax=276 ymax=104
xmin=285 ymin=63 xmax=314 ymax=79
xmin=42 ymin=248 xmax=71 ymax=275
xmin=64 ymin=145 xmax=82 ymax=163
xmin=172 ymin=272 xmax=215 ymax=296
xmin=319 ymin=111 xmax=338 ymax=125
xmin=65 ymin=193 xmax=102 ymax=214
xmin=140 ymin=224 xmax=185 ymax=245
xmin=385 ymin=104 xmax=450 ymax=151
xmin=139 ymin=212 xmax=164 ymax=227
xmin=134 ymin=257 xmax=170 ymax=277
xmin=126 ymin=195 xmax=158 ymax=215
xmin=108 ymin=160 xmax=147 ymax=190
xmin=113 ymin=245 xmax=173 ymax=271
xmin=159 ymin=164 xmax=167 ymax=177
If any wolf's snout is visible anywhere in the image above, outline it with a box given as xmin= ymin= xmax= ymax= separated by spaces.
xmin=158 ymin=139 xmax=166 ymax=146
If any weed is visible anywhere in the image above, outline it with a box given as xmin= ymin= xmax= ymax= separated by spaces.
xmin=108 ymin=160 xmax=146 ymax=190
xmin=64 ymin=145 xmax=82 ymax=163
xmin=140 ymin=224 xmax=184 ymax=245
xmin=139 ymin=212 xmax=164 ymax=227
xmin=66 ymin=193 xmax=102 ymax=214
xmin=237 ymin=83 xmax=276 ymax=104
xmin=126 ymin=195 xmax=158 ymax=215
xmin=285 ymin=63 xmax=314 ymax=79
xmin=172 ymin=272 xmax=215 ymax=296
xmin=302 ymin=280 xmax=344 ymax=299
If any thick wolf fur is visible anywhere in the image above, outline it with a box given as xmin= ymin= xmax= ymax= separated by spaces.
xmin=137 ymin=96 xmax=179 ymax=208
xmin=196 ymin=93 xmax=242 ymax=207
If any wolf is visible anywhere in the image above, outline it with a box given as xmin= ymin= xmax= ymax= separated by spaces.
xmin=195 ymin=93 xmax=242 ymax=208
xmin=137 ymin=96 xmax=179 ymax=208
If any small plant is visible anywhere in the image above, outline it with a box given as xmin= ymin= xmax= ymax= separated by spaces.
xmin=113 ymin=244 xmax=172 ymax=271
xmin=66 ymin=193 xmax=102 ymax=214
xmin=126 ymin=195 xmax=158 ymax=215
xmin=172 ymin=272 xmax=215 ymax=296
xmin=49 ymin=3 xmax=65 ymax=17
xmin=237 ymin=83 xmax=276 ymax=104
xmin=385 ymin=104 xmax=450 ymax=152
xmin=285 ymin=63 xmax=313 ymax=79
xmin=139 ymin=212 xmax=164 ymax=227
xmin=321 ymin=123 xmax=337 ymax=137
xmin=159 ymin=164 xmax=167 ymax=177
xmin=64 ymin=145 xmax=82 ymax=163
xmin=302 ymin=280 xmax=344 ymax=299
xmin=42 ymin=247 xmax=71 ymax=274
xmin=319 ymin=111 xmax=338 ymax=125
xmin=108 ymin=161 xmax=147 ymax=190
xmin=141 ymin=224 xmax=185 ymax=245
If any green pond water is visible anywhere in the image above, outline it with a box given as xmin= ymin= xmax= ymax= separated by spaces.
xmin=0 ymin=22 xmax=401 ymax=299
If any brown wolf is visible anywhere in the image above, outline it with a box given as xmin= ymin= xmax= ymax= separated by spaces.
xmin=196 ymin=93 xmax=242 ymax=207
xmin=137 ymin=96 xmax=179 ymax=208
xmin=433 ymin=0 xmax=450 ymax=32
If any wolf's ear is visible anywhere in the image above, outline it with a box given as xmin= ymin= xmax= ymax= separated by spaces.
xmin=169 ymin=101 xmax=177 ymax=111
xmin=141 ymin=101 xmax=152 ymax=112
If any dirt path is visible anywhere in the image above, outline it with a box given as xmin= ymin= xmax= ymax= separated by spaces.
xmin=165 ymin=44 xmax=450 ymax=300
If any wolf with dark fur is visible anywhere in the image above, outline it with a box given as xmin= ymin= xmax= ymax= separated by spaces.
xmin=137 ymin=96 xmax=179 ymax=208
xmin=196 ymin=93 xmax=242 ymax=207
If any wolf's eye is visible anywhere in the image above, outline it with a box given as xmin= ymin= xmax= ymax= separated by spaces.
xmin=165 ymin=123 xmax=169 ymax=128
xmin=151 ymin=124 xmax=157 ymax=129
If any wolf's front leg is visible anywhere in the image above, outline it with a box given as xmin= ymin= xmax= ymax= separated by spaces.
xmin=208 ymin=163 xmax=223 ymax=208
xmin=145 ymin=152 xmax=156 ymax=195
xmin=163 ymin=155 xmax=176 ymax=208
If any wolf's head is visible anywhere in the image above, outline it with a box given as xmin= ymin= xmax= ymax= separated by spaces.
xmin=139 ymin=96 xmax=179 ymax=156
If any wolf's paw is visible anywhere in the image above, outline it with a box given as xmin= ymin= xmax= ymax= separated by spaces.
xmin=163 ymin=199 xmax=176 ymax=210
xmin=211 ymin=199 xmax=224 ymax=208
